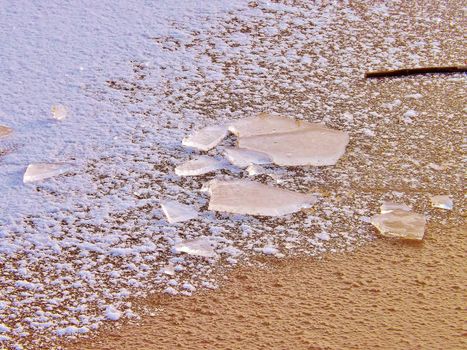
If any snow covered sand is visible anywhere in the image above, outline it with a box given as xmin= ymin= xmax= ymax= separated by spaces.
xmin=0 ymin=0 xmax=465 ymax=349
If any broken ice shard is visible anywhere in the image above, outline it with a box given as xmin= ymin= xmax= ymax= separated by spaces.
xmin=223 ymin=147 xmax=271 ymax=168
xmin=0 ymin=125 xmax=12 ymax=138
xmin=430 ymin=195 xmax=453 ymax=210
xmin=228 ymin=113 xmax=324 ymax=138
xmin=173 ymin=237 xmax=216 ymax=258
xmin=175 ymin=156 xmax=224 ymax=176
xmin=370 ymin=209 xmax=426 ymax=240
xmin=182 ymin=124 xmax=228 ymax=151
xmin=246 ymin=164 xmax=265 ymax=176
xmin=380 ymin=201 xmax=411 ymax=214
xmin=23 ymin=163 xmax=72 ymax=183
xmin=51 ymin=104 xmax=68 ymax=120
xmin=208 ymin=179 xmax=316 ymax=216
xmin=239 ymin=126 xmax=349 ymax=166
xmin=160 ymin=200 xmax=198 ymax=223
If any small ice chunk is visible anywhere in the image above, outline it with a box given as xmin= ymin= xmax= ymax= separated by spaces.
xmin=380 ymin=201 xmax=411 ymax=214
xmin=160 ymin=200 xmax=198 ymax=223
xmin=223 ymin=147 xmax=271 ymax=168
xmin=175 ymin=156 xmax=224 ymax=176
xmin=182 ymin=124 xmax=228 ymax=151
xmin=370 ymin=209 xmax=426 ymax=240
xmin=23 ymin=163 xmax=72 ymax=183
xmin=208 ymin=179 xmax=316 ymax=216
xmin=160 ymin=264 xmax=175 ymax=276
xmin=262 ymin=246 xmax=279 ymax=255
xmin=51 ymin=104 xmax=68 ymax=120
xmin=430 ymin=195 xmax=453 ymax=210
xmin=246 ymin=164 xmax=265 ymax=176
xmin=228 ymin=113 xmax=324 ymax=138
xmin=239 ymin=126 xmax=349 ymax=166
xmin=173 ymin=237 xmax=216 ymax=258
xmin=0 ymin=125 xmax=12 ymax=138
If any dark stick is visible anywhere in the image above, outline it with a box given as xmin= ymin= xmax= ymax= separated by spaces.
xmin=365 ymin=66 xmax=467 ymax=78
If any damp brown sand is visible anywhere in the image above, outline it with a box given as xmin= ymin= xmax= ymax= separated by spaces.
xmin=69 ymin=223 xmax=466 ymax=350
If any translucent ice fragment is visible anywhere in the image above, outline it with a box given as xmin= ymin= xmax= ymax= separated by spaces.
xmin=160 ymin=264 xmax=175 ymax=276
xmin=173 ymin=237 xmax=216 ymax=258
xmin=175 ymin=156 xmax=224 ymax=176
xmin=380 ymin=201 xmax=411 ymax=214
xmin=0 ymin=125 xmax=12 ymax=138
xmin=23 ymin=163 xmax=72 ymax=183
xmin=229 ymin=113 xmax=324 ymax=138
xmin=160 ymin=200 xmax=198 ymax=223
xmin=223 ymin=147 xmax=271 ymax=168
xmin=239 ymin=127 xmax=349 ymax=166
xmin=246 ymin=164 xmax=265 ymax=176
xmin=208 ymin=179 xmax=316 ymax=216
xmin=430 ymin=195 xmax=453 ymax=210
xmin=182 ymin=124 xmax=228 ymax=151
xmin=51 ymin=104 xmax=68 ymax=120
xmin=370 ymin=209 xmax=426 ymax=240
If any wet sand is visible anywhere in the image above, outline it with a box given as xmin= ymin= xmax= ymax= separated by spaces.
xmin=70 ymin=223 xmax=465 ymax=350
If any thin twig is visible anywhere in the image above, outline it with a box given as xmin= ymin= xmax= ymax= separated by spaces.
xmin=365 ymin=66 xmax=467 ymax=78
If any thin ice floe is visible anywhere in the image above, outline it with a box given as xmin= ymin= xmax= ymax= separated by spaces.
xmin=173 ymin=237 xmax=217 ymax=258
xmin=160 ymin=200 xmax=198 ymax=223
xmin=223 ymin=147 xmax=271 ymax=168
xmin=239 ymin=127 xmax=350 ymax=166
xmin=174 ymin=156 xmax=225 ymax=176
xmin=23 ymin=163 xmax=73 ymax=183
xmin=208 ymin=179 xmax=316 ymax=216
xmin=51 ymin=104 xmax=68 ymax=120
xmin=371 ymin=209 xmax=426 ymax=240
xmin=0 ymin=125 xmax=12 ymax=138
xmin=182 ymin=124 xmax=228 ymax=151
xmin=228 ymin=113 xmax=325 ymax=138
xmin=430 ymin=195 xmax=453 ymax=210
xmin=380 ymin=201 xmax=411 ymax=214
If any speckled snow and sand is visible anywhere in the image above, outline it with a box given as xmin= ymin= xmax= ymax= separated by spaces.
xmin=0 ymin=0 xmax=465 ymax=349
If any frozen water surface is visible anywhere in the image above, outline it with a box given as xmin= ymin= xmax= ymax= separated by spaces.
xmin=160 ymin=200 xmax=198 ymax=223
xmin=208 ymin=179 xmax=316 ymax=216
xmin=173 ymin=237 xmax=217 ymax=258
xmin=430 ymin=195 xmax=453 ymax=210
xmin=229 ymin=113 xmax=324 ymax=138
xmin=239 ymin=127 xmax=349 ymax=166
xmin=371 ymin=209 xmax=426 ymax=240
xmin=182 ymin=124 xmax=228 ymax=151
xmin=175 ymin=156 xmax=225 ymax=176
xmin=0 ymin=125 xmax=12 ymax=138
xmin=223 ymin=147 xmax=271 ymax=168
xmin=23 ymin=163 xmax=72 ymax=183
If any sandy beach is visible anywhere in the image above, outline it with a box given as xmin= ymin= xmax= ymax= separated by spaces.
xmin=0 ymin=1 xmax=465 ymax=349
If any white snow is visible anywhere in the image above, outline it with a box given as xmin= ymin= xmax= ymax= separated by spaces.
xmin=104 ymin=305 xmax=122 ymax=321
